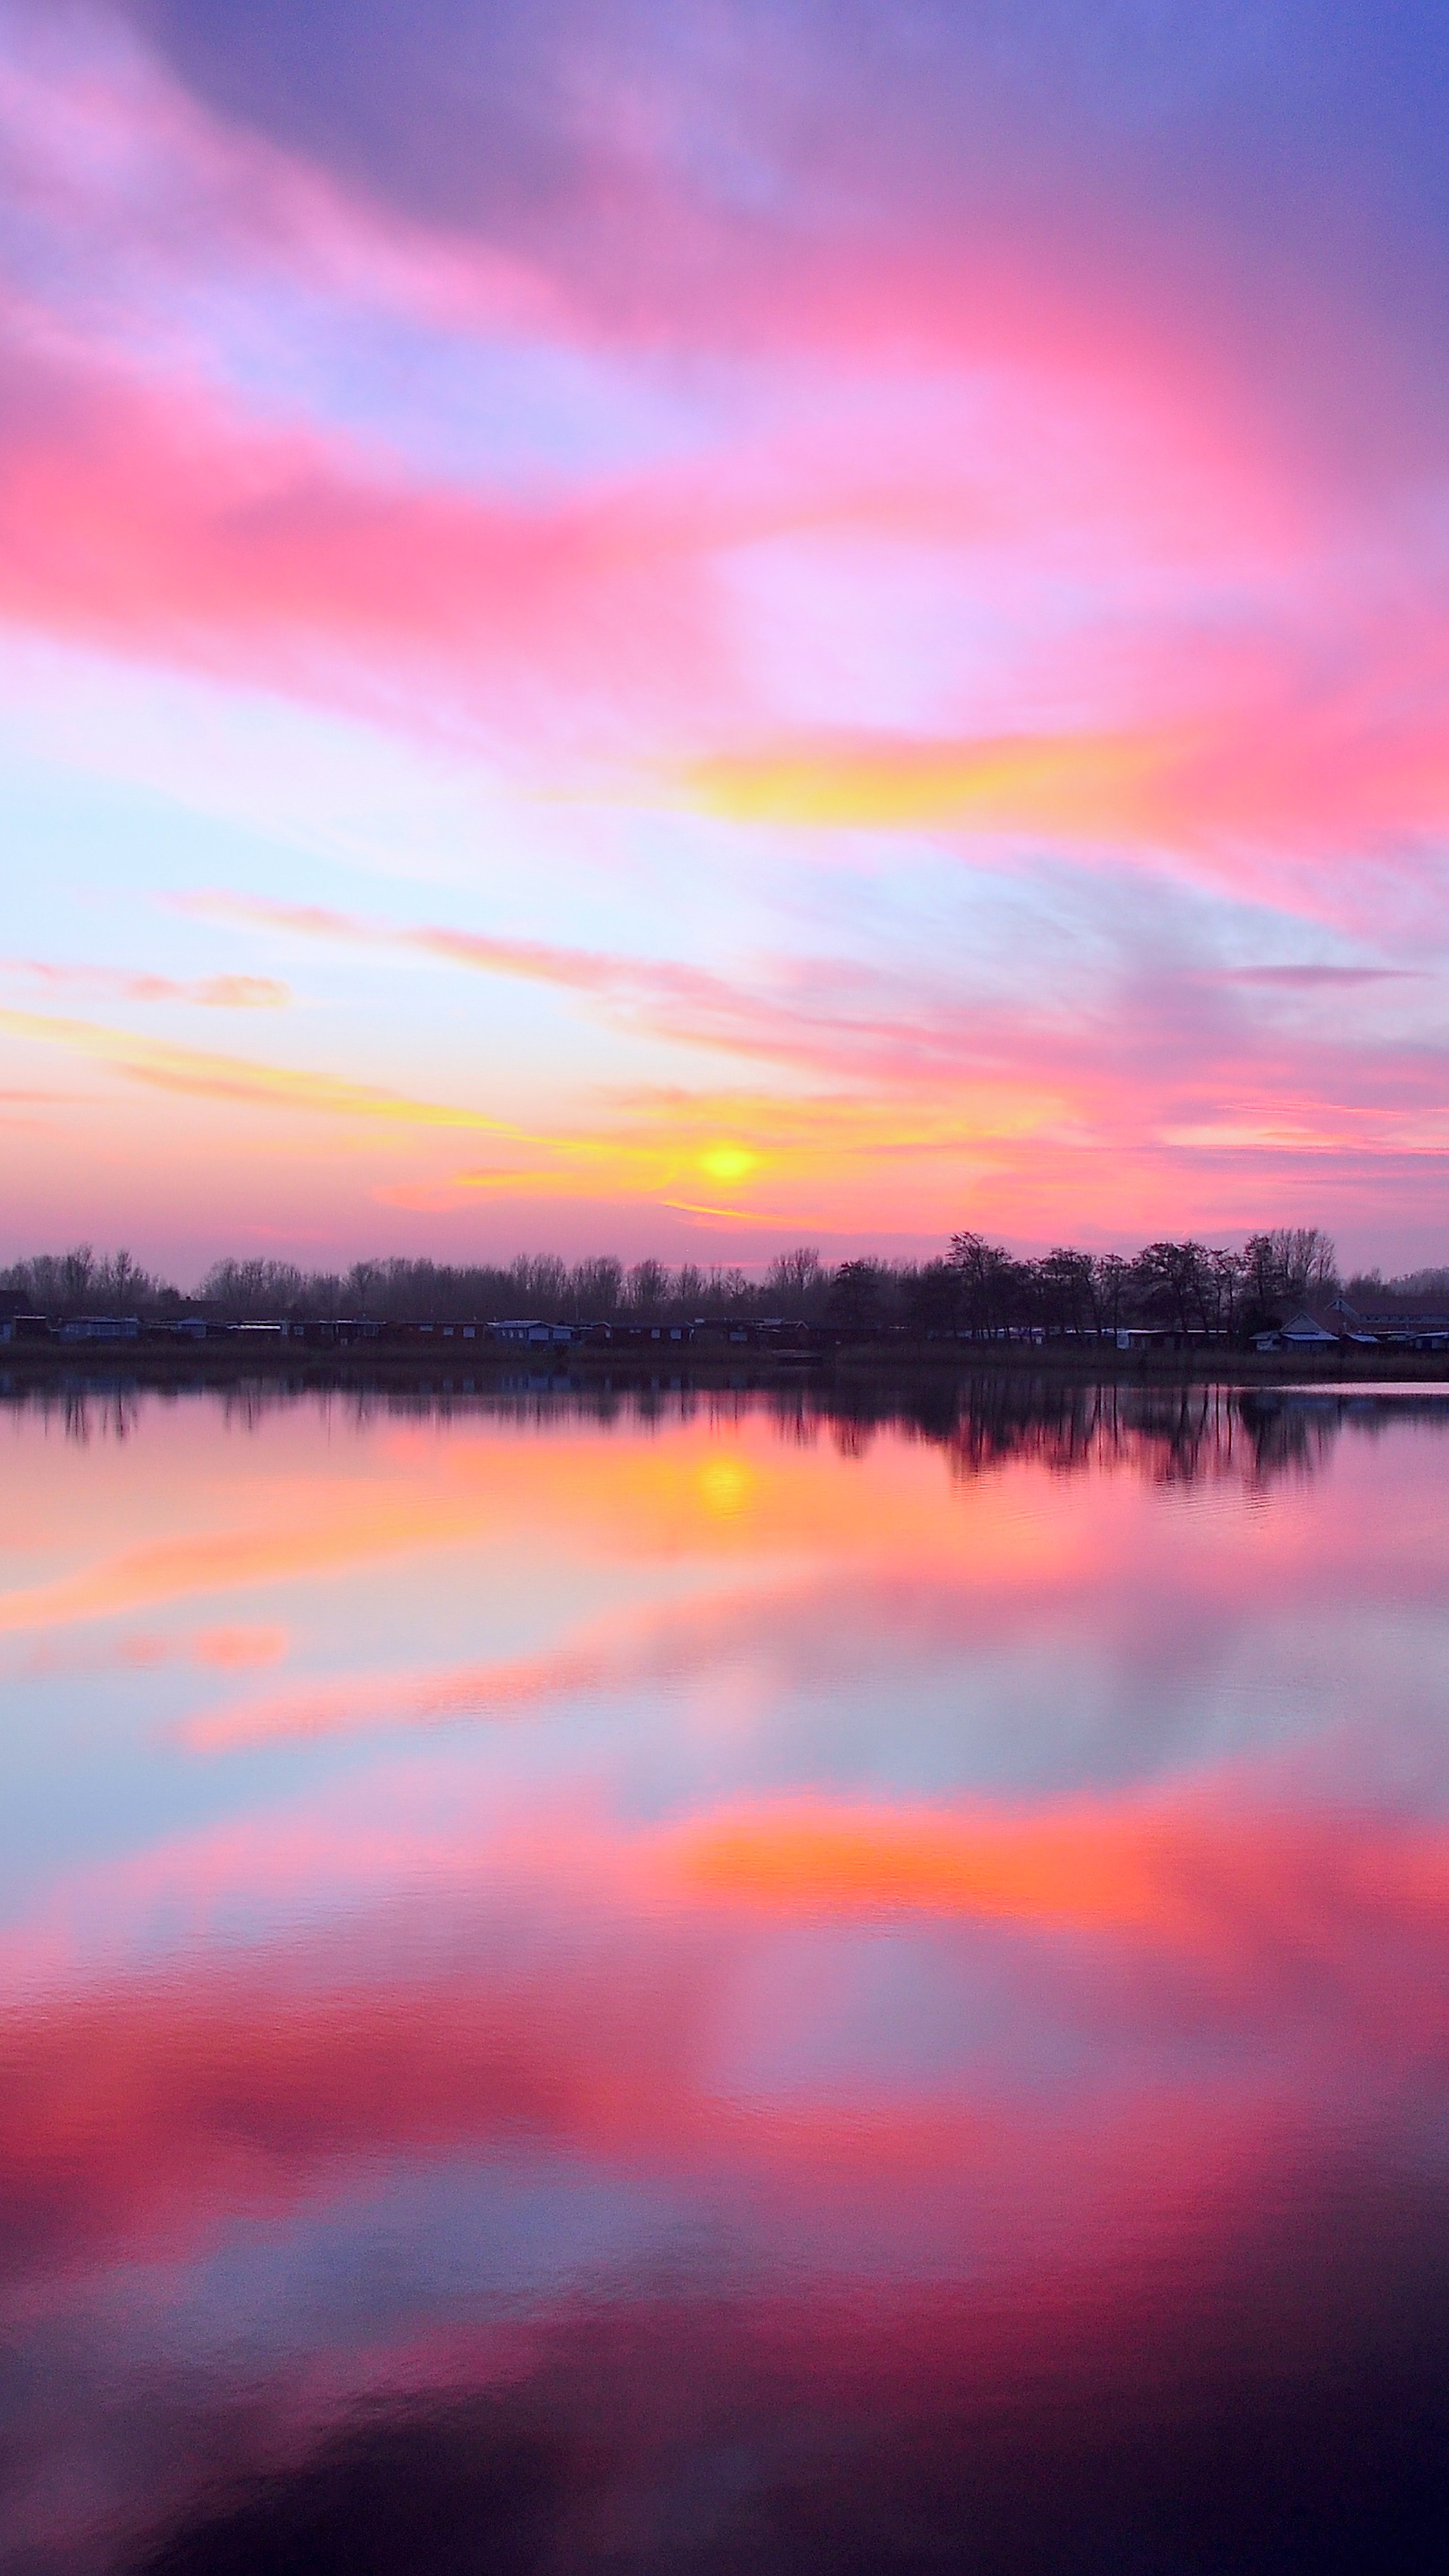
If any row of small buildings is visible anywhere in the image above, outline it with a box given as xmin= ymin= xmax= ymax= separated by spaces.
xmin=0 ymin=1302 xmax=807 ymax=1351
xmin=5 ymin=1289 xmax=1446 ymax=1356
xmin=1246 ymin=1294 xmax=1449 ymax=1356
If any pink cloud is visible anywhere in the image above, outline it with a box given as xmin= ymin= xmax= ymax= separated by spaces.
xmin=0 ymin=331 xmax=715 ymax=750
xmin=1 ymin=1768 xmax=1445 ymax=2311
xmin=0 ymin=8 xmax=1446 ymax=1263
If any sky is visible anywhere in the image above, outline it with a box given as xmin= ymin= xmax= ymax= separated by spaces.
xmin=2 ymin=0 xmax=1448 ymax=1278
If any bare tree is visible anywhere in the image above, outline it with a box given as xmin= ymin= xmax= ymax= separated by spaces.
xmin=200 ymin=1258 xmax=308 ymax=1316
xmin=709 ymin=1266 xmax=752 ymax=1314
xmin=569 ymin=1256 xmax=623 ymax=1319
xmin=766 ymin=1246 xmax=823 ymax=1308
xmin=509 ymin=1254 xmax=568 ymax=1313
xmin=626 ymin=1258 xmax=670 ymax=1315
xmin=1243 ymin=1228 xmax=1337 ymax=1315
xmin=1382 ymin=1266 xmax=1449 ymax=1302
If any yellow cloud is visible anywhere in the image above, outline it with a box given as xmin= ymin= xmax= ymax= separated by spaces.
xmin=0 ymin=1009 xmax=521 ymax=1132
xmin=674 ymin=730 xmax=1174 ymax=837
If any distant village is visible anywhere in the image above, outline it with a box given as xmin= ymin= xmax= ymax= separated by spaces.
xmin=2 ymin=1226 xmax=1447 ymax=1358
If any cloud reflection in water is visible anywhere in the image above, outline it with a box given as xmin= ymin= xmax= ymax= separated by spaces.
xmin=2 ymin=1381 xmax=1448 ymax=2571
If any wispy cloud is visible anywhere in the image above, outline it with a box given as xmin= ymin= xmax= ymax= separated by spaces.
xmin=180 ymin=892 xmax=749 ymax=1031
xmin=0 ymin=1009 xmax=525 ymax=1130
xmin=1219 ymin=965 xmax=1421 ymax=990
xmin=0 ymin=1493 xmax=482 ymax=1636
xmin=158 ymin=886 xmax=1449 ymax=1241
xmin=1 ymin=959 xmax=287 ymax=1007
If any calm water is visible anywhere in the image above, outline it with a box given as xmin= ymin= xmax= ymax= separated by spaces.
xmin=4 ymin=1378 xmax=1449 ymax=2573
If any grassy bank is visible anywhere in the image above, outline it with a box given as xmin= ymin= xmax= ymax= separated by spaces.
xmin=4 ymin=1336 xmax=1447 ymax=1392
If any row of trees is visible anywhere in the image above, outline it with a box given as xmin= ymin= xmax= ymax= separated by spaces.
xmin=0 ymin=1247 xmax=770 ymax=1324
xmin=934 ymin=1226 xmax=1342 ymax=1340
xmin=191 ymin=1226 xmax=1348 ymax=1337
xmin=0 ymin=1224 xmax=1386 ymax=1338
xmin=195 ymin=1254 xmax=762 ymax=1323
xmin=0 ymin=1248 xmax=166 ymax=1316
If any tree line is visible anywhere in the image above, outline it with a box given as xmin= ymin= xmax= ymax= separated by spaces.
xmin=5 ymin=1226 xmax=1444 ymax=1336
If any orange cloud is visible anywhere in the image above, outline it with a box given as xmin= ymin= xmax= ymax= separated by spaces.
xmin=662 ymin=1791 xmax=1449 ymax=1981
xmin=671 ymin=1797 xmax=1177 ymax=1935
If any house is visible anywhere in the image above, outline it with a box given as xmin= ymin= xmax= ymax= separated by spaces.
xmin=488 ymin=1320 xmax=574 ymax=1347
xmin=0 ymin=1313 xmax=52 ymax=1343
xmin=59 ymin=1315 xmax=140 ymax=1342
xmin=1327 ymin=1293 xmax=1449 ymax=1352
xmin=597 ymin=1321 xmax=696 ymax=1348
xmin=1275 ymin=1311 xmax=1341 ymax=1350
xmin=277 ymin=1314 xmax=382 ymax=1344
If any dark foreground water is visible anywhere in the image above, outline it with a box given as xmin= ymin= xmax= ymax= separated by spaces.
xmin=4 ymin=1378 xmax=1449 ymax=2573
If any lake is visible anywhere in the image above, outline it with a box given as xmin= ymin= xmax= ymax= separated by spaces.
xmin=4 ymin=1378 xmax=1449 ymax=2573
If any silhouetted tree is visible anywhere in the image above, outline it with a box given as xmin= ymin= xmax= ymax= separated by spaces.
xmin=1132 ymin=1242 xmax=1211 ymax=1335
xmin=949 ymin=1232 xmax=1026 ymax=1336
xmin=904 ymin=1259 xmax=961 ymax=1332
xmin=829 ymin=1259 xmax=887 ymax=1325
xmin=626 ymin=1258 xmax=670 ymax=1315
xmin=1037 ymin=1247 xmax=1098 ymax=1335
xmin=766 ymin=1246 xmax=824 ymax=1309
xmin=570 ymin=1256 xmax=623 ymax=1318
xmin=1093 ymin=1254 xmax=1132 ymax=1334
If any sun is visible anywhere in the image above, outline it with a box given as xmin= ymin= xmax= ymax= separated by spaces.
xmin=697 ymin=1142 xmax=758 ymax=1187
xmin=698 ymin=1455 xmax=752 ymax=1516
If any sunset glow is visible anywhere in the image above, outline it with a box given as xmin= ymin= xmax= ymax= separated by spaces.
xmin=2 ymin=2 xmax=1447 ymax=1269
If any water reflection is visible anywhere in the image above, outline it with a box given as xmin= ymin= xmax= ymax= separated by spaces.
xmin=2 ymin=1383 xmax=1448 ymax=2571
xmin=9 ymin=1369 xmax=1449 ymax=1488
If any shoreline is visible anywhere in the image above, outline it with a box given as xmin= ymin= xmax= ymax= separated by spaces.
xmin=5 ymin=1339 xmax=1448 ymax=1393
